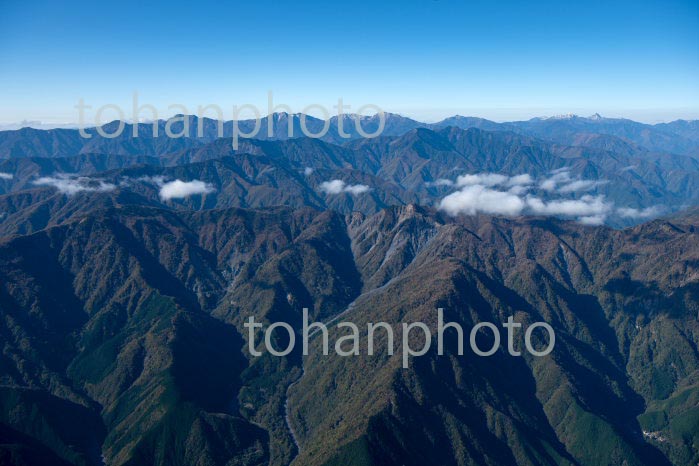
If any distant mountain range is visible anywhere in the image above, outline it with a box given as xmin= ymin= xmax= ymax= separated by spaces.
xmin=1 ymin=113 xmax=698 ymax=158
xmin=1 ymin=120 xmax=699 ymax=230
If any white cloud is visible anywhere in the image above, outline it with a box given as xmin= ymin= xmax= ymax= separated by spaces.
xmin=439 ymin=185 xmax=526 ymax=216
xmin=159 ymin=179 xmax=215 ymax=200
xmin=319 ymin=179 xmax=371 ymax=195
xmin=344 ymin=184 xmax=371 ymax=195
xmin=540 ymin=170 xmax=572 ymax=191
xmin=578 ymin=215 xmax=607 ymax=226
xmin=526 ymin=195 xmax=612 ymax=217
xmin=138 ymin=175 xmax=167 ymax=186
xmin=319 ymin=180 xmax=346 ymax=194
xmin=33 ymin=175 xmax=116 ymax=195
xmin=0 ymin=172 xmax=13 ymax=180
xmin=540 ymin=169 xmax=606 ymax=194
xmin=304 ymin=167 xmax=314 ymax=176
xmin=539 ymin=179 xmax=558 ymax=191
xmin=507 ymin=185 xmax=530 ymax=195
xmin=439 ymin=172 xmax=613 ymax=225
xmin=507 ymin=174 xmax=534 ymax=186
xmin=557 ymin=179 xmax=606 ymax=193
xmin=439 ymin=173 xmax=532 ymax=190
xmin=456 ymin=173 xmax=508 ymax=187
xmin=617 ymin=206 xmax=664 ymax=219
xmin=550 ymin=167 xmax=570 ymax=174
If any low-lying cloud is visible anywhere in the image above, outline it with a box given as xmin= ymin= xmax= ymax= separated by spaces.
xmin=577 ymin=215 xmax=607 ymax=226
xmin=440 ymin=187 xmax=611 ymax=222
xmin=540 ymin=169 xmax=606 ymax=193
xmin=0 ymin=172 xmax=13 ymax=180
xmin=617 ymin=206 xmax=664 ymax=219
xmin=526 ymin=195 xmax=612 ymax=217
xmin=456 ymin=173 xmax=509 ymax=187
xmin=507 ymin=174 xmax=534 ymax=186
xmin=455 ymin=173 xmax=534 ymax=188
xmin=137 ymin=175 xmax=167 ymax=186
xmin=159 ymin=179 xmax=215 ymax=200
xmin=33 ymin=175 xmax=116 ymax=195
xmin=437 ymin=170 xmax=622 ymax=224
xmin=319 ymin=179 xmax=371 ymax=195
xmin=440 ymin=185 xmax=526 ymax=216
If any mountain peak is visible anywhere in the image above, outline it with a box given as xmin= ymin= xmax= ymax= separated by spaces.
xmin=549 ymin=113 xmax=578 ymax=120
xmin=273 ymin=111 xmax=289 ymax=120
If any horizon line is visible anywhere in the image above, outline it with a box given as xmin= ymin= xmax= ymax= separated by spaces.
xmin=1 ymin=111 xmax=697 ymax=131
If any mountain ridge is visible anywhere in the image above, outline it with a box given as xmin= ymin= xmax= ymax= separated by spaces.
xmin=1 ymin=113 xmax=697 ymax=159
xmin=1 ymin=203 xmax=698 ymax=465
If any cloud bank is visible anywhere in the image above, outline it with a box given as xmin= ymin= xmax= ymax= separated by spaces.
xmin=33 ymin=175 xmax=116 ymax=195
xmin=616 ymin=206 xmax=664 ymax=219
xmin=540 ymin=169 xmax=606 ymax=193
xmin=319 ymin=179 xmax=371 ymax=195
xmin=454 ymin=173 xmax=534 ymax=188
xmin=159 ymin=179 xmax=215 ymax=200
xmin=437 ymin=171 xmax=619 ymax=224
xmin=0 ymin=172 xmax=13 ymax=180
xmin=439 ymin=185 xmax=526 ymax=216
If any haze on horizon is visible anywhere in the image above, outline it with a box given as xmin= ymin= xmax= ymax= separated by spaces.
xmin=0 ymin=0 xmax=697 ymax=125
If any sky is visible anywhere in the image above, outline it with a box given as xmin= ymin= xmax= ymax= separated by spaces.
xmin=0 ymin=0 xmax=697 ymax=125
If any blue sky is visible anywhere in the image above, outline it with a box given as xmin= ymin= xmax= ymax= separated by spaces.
xmin=0 ymin=0 xmax=697 ymax=124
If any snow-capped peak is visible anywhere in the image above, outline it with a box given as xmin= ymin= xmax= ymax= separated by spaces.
xmin=549 ymin=113 xmax=578 ymax=120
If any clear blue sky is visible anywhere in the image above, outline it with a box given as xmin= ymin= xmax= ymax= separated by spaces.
xmin=0 ymin=0 xmax=697 ymax=124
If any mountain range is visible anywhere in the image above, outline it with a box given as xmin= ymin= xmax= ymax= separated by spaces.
xmin=0 ymin=114 xmax=698 ymax=466
xmin=1 ymin=113 xmax=698 ymax=158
